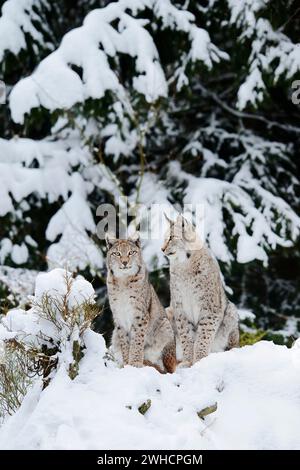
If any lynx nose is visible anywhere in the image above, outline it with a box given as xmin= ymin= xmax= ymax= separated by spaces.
xmin=122 ymin=260 xmax=128 ymax=266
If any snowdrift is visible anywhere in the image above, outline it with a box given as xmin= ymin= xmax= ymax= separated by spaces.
xmin=0 ymin=268 xmax=300 ymax=450
xmin=0 ymin=336 xmax=300 ymax=450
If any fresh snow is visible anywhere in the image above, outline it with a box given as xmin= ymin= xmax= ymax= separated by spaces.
xmin=204 ymin=0 xmax=300 ymax=109
xmin=0 ymin=266 xmax=38 ymax=305
xmin=1 ymin=2 xmax=299 ymax=272
xmin=225 ymin=0 xmax=300 ymax=109
xmin=34 ymin=268 xmax=95 ymax=307
xmin=1 ymin=270 xmax=299 ymax=450
xmin=9 ymin=0 xmax=226 ymax=123
xmin=0 ymin=336 xmax=300 ymax=450
xmin=167 ymin=161 xmax=299 ymax=265
xmin=0 ymin=135 xmax=104 ymax=272
xmin=0 ymin=0 xmax=49 ymax=61
xmin=1 ymin=0 xmax=300 ymax=449
xmin=0 ymin=268 xmax=96 ymax=349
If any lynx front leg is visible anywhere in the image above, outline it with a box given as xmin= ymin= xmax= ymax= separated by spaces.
xmin=117 ymin=326 xmax=130 ymax=365
xmin=128 ymin=315 xmax=149 ymax=367
xmin=224 ymin=302 xmax=240 ymax=350
xmin=193 ymin=316 xmax=220 ymax=363
xmin=175 ymin=312 xmax=194 ymax=368
xmin=227 ymin=327 xmax=240 ymax=349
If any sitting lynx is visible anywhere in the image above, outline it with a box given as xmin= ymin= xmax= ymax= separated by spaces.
xmin=106 ymin=233 xmax=176 ymax=373
xmin=162 ymin=215 xmax=239 ymax=367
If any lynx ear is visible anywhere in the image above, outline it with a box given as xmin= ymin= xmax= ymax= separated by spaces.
xmin=176 ymin=214 xmax=192 ymax=233
xmin=105 ymin=232 xmax=117 ymax=249
xmin=128 ymin=232 xmax=141 ymax=248
xmin=176 ymin=214 xmax=184 ymax=227
xmin=164 ymin=212 xmax=175 ymax=226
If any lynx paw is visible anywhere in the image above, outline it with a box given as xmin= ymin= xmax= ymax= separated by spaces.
xmin=129 ymin=360 xmax=144 ymax=368
xmin=177 ymin=360 xmax=192 ymax=369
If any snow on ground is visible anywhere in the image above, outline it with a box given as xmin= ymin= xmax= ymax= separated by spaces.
xmin=1 ymin=269 xmax=299 ymax=450
xmin=0 ymin=334 xmax=300 ymax=450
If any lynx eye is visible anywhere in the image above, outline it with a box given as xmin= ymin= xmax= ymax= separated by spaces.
xmin=128 ymin=250 xmax=136 ymax=256
xmin=113 ymin=252 xmax=121 ymax=257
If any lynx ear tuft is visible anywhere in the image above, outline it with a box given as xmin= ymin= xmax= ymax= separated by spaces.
xmin=128 ymin=232 xmax=141 ymax=248
xmin=105 ymin=232 xmax=117 ymax=249
xmin=164 ymin=212 xmax=175 ymax=226
xmin=177 ymin=214 xmax=190 ymax=229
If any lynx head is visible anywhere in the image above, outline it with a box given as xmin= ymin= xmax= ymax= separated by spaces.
xmin=105 ymin=233 xmax=143 ymax=277
xmin=162 ymin=214 xmax=202 ymax=261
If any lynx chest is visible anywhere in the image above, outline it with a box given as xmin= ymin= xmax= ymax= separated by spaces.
xmin=172 ymin=271 xmax=208 ymax=325
xmin=108 ymin=285 xmax=140 ymax=332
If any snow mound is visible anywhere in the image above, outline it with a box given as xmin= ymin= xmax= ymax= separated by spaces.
xmin=34 ymin=268 xmax=95 ymax=308
xmin=1 ymin=269 xmax=299 ymax=450
xmin=0 ymin=339 xmax=300 ymax=450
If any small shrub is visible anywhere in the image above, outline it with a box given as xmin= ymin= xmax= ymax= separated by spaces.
xmin=0 ymin=343 xmax=34 ymax=421
xmin=1 ymin=269 xmax=101 ymax=396
xmin=239 ymin=330 xmax=267 ymax=347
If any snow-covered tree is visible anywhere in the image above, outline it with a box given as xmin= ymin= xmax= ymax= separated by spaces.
xmin=0 ymin=0 xmax=299 ymax=336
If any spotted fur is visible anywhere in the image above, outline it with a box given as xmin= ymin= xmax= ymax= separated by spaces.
xmin=162 ymin=215 xmax=239 ymax=367
xmin=106 ymin=234 xmax=176 ymax=372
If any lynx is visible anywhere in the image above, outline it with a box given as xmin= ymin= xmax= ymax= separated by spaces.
xmin=162 ymin=215 xmax=239 ymax=367
xmin=106 ymin=233 xmax=176 ymax=373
